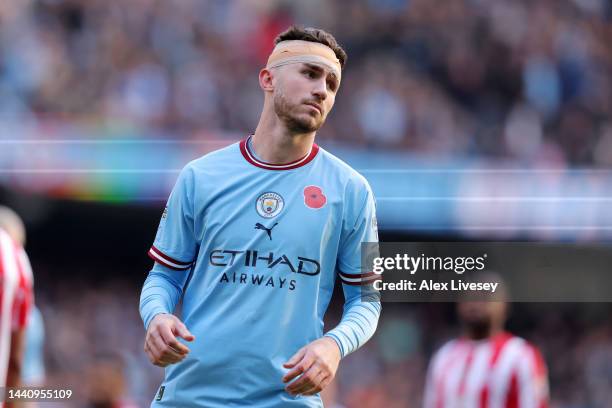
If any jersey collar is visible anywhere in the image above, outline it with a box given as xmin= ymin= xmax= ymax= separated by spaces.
xmin=240 ymin=135 xmax=319 ymax=171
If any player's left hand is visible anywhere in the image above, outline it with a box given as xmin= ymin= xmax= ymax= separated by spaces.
xmin=282 ymin=336 xmax=341 ymax=396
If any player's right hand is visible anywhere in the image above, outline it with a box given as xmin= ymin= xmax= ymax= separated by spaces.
xmin=144 ymin=313 xmax=195 ymax=367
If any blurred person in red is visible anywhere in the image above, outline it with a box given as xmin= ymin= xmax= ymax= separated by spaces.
xmin=423 ymin=275 xmax=548 ymax=408
xmin=0 ymin=206 xmax=34 ymax=407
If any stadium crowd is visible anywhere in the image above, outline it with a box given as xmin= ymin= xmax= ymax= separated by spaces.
xmin=1 ymin=0 xmax=611 ymax=167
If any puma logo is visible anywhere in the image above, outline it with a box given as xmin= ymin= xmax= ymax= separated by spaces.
xmin=255 ymin=222 xmax=278 ymax=240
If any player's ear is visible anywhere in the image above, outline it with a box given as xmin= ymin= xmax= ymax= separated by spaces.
xmin=259 ymin=68 xmax=274 ymax=92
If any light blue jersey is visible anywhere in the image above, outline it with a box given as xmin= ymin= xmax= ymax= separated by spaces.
xmin=140 ymin=136 xmax=381 ymax=407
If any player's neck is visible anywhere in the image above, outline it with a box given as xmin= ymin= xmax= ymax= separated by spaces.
xmin=252 ymin=110 xmax=315 ymax=164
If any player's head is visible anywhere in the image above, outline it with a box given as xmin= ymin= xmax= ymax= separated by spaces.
xmin=260 ymin=26 xmax=347 ymax=133
xmin=86 ymin=353 xmax=128 ymax=405
xmin=0 ymin=206 xmax=26 ymax=245
xmin=456 ymin=272 xmax=508 ymax=340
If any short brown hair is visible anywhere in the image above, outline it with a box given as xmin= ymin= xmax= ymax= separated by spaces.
xmin=274 ymin=25 xmax=347 ymax=69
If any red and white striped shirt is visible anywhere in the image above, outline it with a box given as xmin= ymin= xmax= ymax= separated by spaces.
xmin=0 ymin=229 xmax=34 ymax=388
xmin=424 ymin=332 xmax=548 ymax=408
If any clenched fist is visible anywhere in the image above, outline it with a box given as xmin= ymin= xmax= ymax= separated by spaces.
xmin=282 ymin=337 xmax=341 ymax=396
xmin=144 ymin=313 xmax=195 ymax=367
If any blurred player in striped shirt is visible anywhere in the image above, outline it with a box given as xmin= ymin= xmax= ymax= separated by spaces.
xmin=0 ymin=207 xmax=34 ymax=407
xmin=424 ymin=282 xmax=549 ymax=408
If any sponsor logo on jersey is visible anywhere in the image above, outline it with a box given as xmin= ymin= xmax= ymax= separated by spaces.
xmin=219 ymin=271 xmax=297 ymax=291
xmin=303 ymin=185 xmax=327 ymax=209
xmin=211 ymin=249 xmax=317 ymax=291
xmin=210 ymin=249 xmax=320 ymax=276
xmin=255 ymin=222 xmax=278 ymax=240
xmin=256 ymin=192 xmax=284 ymax=218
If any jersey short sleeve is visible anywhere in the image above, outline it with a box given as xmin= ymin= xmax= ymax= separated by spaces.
xmin=147 ymin=165 xmax=198 ymax=270
xmin=336 ymin=177 xmax=380 ymax=286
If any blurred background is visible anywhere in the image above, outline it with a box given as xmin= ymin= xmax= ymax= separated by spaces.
xmin=0 ymin=0 xmax=611 ymax=406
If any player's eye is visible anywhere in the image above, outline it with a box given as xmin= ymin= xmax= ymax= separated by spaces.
xmin=327 ymin=80 xmax=338 ymax=92
xmin=303 ymin=70 xmax=316 ymax=79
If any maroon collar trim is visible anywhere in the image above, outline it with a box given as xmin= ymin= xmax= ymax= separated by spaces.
xmin=240 ymin=136 xmax=319 ymax=170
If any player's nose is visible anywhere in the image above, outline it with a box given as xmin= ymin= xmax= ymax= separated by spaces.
xmin=311 ymin=79 xmax=327 ymax=101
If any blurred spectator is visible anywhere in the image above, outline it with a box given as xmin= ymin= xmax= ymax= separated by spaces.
xmin=84 ymin=353 xmax=139 ymax=408
xmin=0 ymin=0 xmax=611 ymax=166
xmin=39 ymin=279 xmax=158 ymax=407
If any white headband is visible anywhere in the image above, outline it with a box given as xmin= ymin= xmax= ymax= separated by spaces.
xmin=266 ymin=40 xmax=342 ymax=80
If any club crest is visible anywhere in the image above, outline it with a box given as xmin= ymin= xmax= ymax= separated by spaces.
xmin=256 ymin=192 xmax=284 ymax=218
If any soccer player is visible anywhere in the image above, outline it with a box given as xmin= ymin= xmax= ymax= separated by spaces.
xmin=0 ymin=207 xmax=34 ymax=407
xmin=139 ymin=26 xmax=381 ymax=407
xmin=423 ymin=292 xmax=549 ymax=408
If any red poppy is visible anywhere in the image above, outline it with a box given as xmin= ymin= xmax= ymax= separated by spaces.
xmin=304 ymin=185 xmax=327 ymax=209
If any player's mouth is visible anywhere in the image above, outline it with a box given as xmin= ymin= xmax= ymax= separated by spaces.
xmin=304 ymin=102 xmax=322 ymax=115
